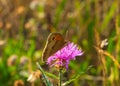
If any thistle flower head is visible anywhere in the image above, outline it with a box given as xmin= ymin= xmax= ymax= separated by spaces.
xmin=47 ymin=42 xmax=83 ymax=69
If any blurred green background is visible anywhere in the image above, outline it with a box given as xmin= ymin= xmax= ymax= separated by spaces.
xmin=0 ymin=0 xmax=120 ymax=86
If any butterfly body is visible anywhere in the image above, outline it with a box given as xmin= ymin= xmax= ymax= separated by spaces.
xmin=42 ymin=33 xmax=67 ymax=62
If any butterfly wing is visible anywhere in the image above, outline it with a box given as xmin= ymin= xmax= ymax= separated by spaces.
xmin=42 ymin=33 xmax=66 ymax=62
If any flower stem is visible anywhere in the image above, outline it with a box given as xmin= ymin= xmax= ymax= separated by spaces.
xmin=59 ymin=69 xmax=62 ymax=86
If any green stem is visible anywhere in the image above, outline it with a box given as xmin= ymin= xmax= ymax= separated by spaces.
xmin=36 ymin=62 xmax=51 ymax=86
xmin=59 ymin=69 xmax=62 ymax=86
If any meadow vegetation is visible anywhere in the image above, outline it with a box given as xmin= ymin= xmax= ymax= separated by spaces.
xmin=0 ymin=0 xmax=120 ymax=86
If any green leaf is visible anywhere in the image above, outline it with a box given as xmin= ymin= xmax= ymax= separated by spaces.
xmin=36 ymin=62 xmax=52 ymax=86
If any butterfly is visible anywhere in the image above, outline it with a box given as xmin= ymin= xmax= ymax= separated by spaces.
xmin=42 ymin=33 xmax=67 ymax=62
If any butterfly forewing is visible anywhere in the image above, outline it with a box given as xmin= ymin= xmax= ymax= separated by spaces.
xmin=42 ymin=33 xmax=66 ymax=62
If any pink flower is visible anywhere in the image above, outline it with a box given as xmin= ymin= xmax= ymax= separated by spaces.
xmin=47 ymin=42 xmax=83 ymax=69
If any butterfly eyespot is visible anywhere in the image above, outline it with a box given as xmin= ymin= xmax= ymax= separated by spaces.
xmin=52 ymin=37 xmax=56 ymax=40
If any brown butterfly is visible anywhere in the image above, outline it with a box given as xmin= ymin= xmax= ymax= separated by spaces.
xmin=42 ymin=33 xmax=67 ymax=62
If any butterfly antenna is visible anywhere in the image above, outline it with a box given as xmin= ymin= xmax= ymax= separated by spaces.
xmin=64 ymin=23 xmax=71 ymax=41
